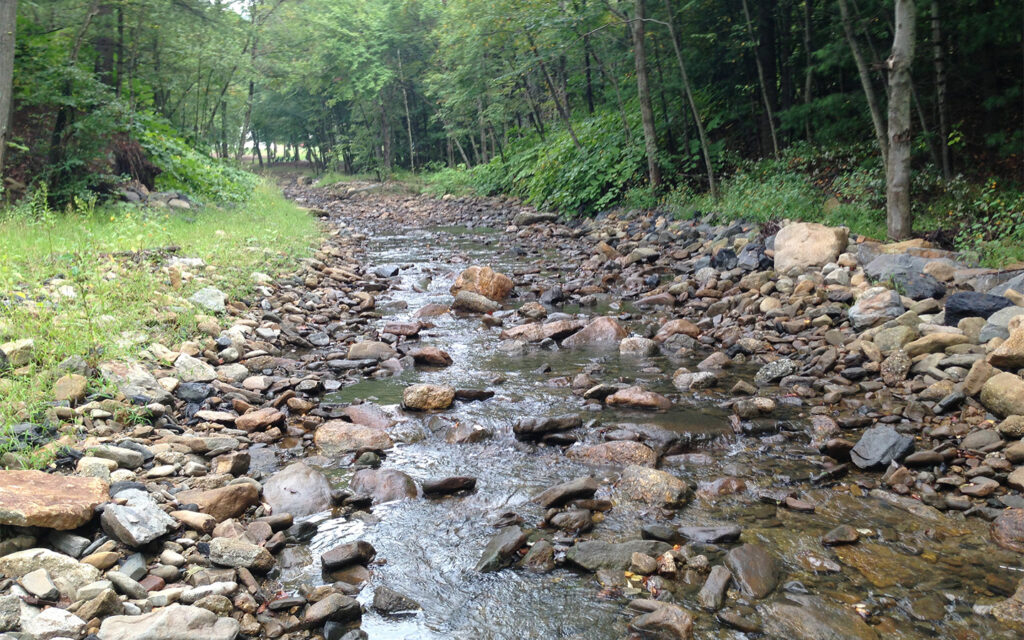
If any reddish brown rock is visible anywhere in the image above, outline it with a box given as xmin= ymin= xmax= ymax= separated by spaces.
xmin=0 ymin=471 xmax=108 ymax=530
xmin=234 ymin=407 xmax=284 ymax=432
xmin=992 ymin=508 xmax=1024 ymax=552
xmin=566 ymin=441 xmax=657 ymax=467
xmin=561 ymin=317 xmax=628 ymax=349
xmin=450 ymin=266 xmax=514 ymax=301
xmin=315 ymin=421 xmax=394 ymax=455
xmin=343 ymin=404 xmax=395 ymax=429
xmin=500 ymin=319 xmax=585 ymax=342
xmin=407 ymin=347 xmax=453 ymax=367
xmin=176 ymin=484 xmax=259 ymax=522
xmin=605 ymin=386 xmax=672 ymax=410
xmin=653 ymin=319 xmax=701 ymax=342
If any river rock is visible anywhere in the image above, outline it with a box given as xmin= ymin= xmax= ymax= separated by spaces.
xmin=315 ymin=421 xmax=394 ymax=455
xmin=263 ymin=462 xmax=333 ymax=517
xmin=344 ymin=403 xmax=396 ymax=429
xmin=992 ymin=508 xmax=1024 ymax=552
xmin=629 ymin=602 xmax=694 ymax=639
xmin=533 ymin=477 xmax=598 ymax=507
xmin=754 ymin=358 xmax=797 ymax=386
xmin=561 ymin=317 xmax=628 ymax=349
xmin=880 ymin=351 xmax=912 ymax=386
xmin=99 ymin=360 xmax=172 ymax=404
xmin=620 ymin=337 xmax=658 ymax=356
xmin=21 ymin=606 xmax=86 ymax=639
xmin=850 ymin=425 xmax=914 ymax=469
xmin=616 ymin=465 xmax=692 ymax=507
xmin=402 ymin=383 xmax=455 ymax=410
xmin=725 ymin=543 xmax=778 ymax=598
xmin=54 ymin=373 xmax=88 ymax=403
xmin=513 ymin=414 xmax=582 ymax=439
xmin=97 ymin=603 xmax=240 ymax=640
xmin=347 ymin=341 xmax=396 ymax=360
xmin=101 ymin=488 xmax=176 ymax=547
xmin=990 ymin=327 xmax=1024 ymax=369
xmin=451 ymin=265 xmax=513 ymax=301
xmin=501 ymin=319 xmax=585 ymax=342
xmin=174 ymin=353 xmax=216 ymax=382
xmin=373 ymin=586 xmax=422 ymax=614
xmin=565 ymin=540 xmax=671 ymax=572
xmin=980 ymin=372 xmax=1024 ymax=418
xmin=653 ymin=319 xmax=700 ymax=342
xmin=210 ymin=537 xmax=274 ymax=572
xmin=697 ymin=565 xmax=732 ymax=611
xmin=190 ymin=287 xmax=227 ymax=313
xmin=678 ymin=525 xmax=742 ymax=543
xmin=0 ymin=470 xmax=107 ymax=530
xmin=848 ymin=287 xmax=904 ymax=330
xmin=407 ymin=346 xmax=453 ymax=366
xmin=475 ymin=526 xmax=527 ymax=572
xmin=903 ymin=333 xmax=969 ymax=357
xmin=0 ymin=338 xmax=33 ymax=367
xmin=452 ymin=290 xmax=500 ymax=313
xmin=606 ymin=386 xmax=672 ymax=410
xmin=760 ymin=594 xmax=879 ymax=640
xmin=873 ymin=325 xmax=918 ymax=353
xmin=566 ymin=441 xmax=657 ymax=467
xmin=322 ymin=541 xmax=376 ymax=570
xmin=945 ymin=291 xmax=1013 ymax=327
xmin=350 ymin=468 xmax=417 ymax=503
xmin=304 ymin=593 xmax=361 ymax=625
xmin=175 ymin=483 xmax=259 ymax=522
xmin=773 ymin=223 xmax=848 ymax=273
xmin=234 ymin=407 xmax=284 ymax=431
xmin=0 ymin=548 xmax=100 ymax=599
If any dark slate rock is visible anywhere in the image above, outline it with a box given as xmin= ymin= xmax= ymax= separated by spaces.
xmin=849 ymin=425 xmax=914 ymax=469
xmin=678 ymin=525 xmax=743 ymax=544
xmin=944 ymin=291 xmax=1013 ymax=327
xmin=175 ymin=382 xmax=213 ymax=402
xmin=737 ymin=243 xmax=772 ymax=271
xmin=475 ymin=526 xmax=527 ymax=572
xmin=565 ymin=540 xmax=671 ymax=572
xmin=711 ymin=248 xmax=738 ymax=270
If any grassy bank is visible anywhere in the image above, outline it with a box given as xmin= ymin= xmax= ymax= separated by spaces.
xmin=0 ymin=180 xmax=321 ymax=464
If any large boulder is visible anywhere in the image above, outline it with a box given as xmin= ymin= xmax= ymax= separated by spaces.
xmin=0 ymin=470 xmax=107 ymax=530
xmin=864 ymin=253 xmax=946 ymax=300
xmin=101 ymin=488 xmax=176 ymax=547
xmin=760 ymin=594 xmax=879 ymax=640
xmin=944 ymin=291 xmax=1014 ymax=327
xmin=97 ymin=604 xmax=239 ymax=640
xmin=848 ymin=287 xmax=904 ymax=330
xmin=981 ymin=372 xmax=1024 ymax=418
xmin=262 ymin=462 xmax=333 ymax=517
xmin=561 ymin=317 xmax=628 ymax=349
xmin=773 ymin=223 xmax=848 ymax=274
xmin=450 ymin=266 xmax=514 ymax=301
xmin=725 ymin=543 xmax=779 ymax=598
xmin=350 ymin=468 xmax=417 ymax=503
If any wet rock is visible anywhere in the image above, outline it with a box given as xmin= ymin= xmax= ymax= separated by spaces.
xmin=880 ymin=351 xmax=912 ymax=386
xmin=344 ymin=403 xmax=396 ymax=429
xmin=616 ymin=465 xmax=692 ymax=507
xmin=944 ymin=291 xmax=1013 ymax=327
xmin=980 ymin=372 xmax=1024 ymax=418
xmin=350 ymin=468 xmax=417 ymax=503
xmin=305 ymin=593 xmax=362 ymax=625
xmin=653 ymin=319 xmax=700 ymax=342
xmin=0 ymin=470 xmax=107 ymax=530
xmin=408 ymin=346 xmax=453 ymax=366
xmin=501 ymin=319 xmax=584 ymax=342
xmin=451 ymin=265 xmax=514 ymax=301
xmin=678 ymin=525 xmax=742 ymax=544
xmin=992 ymin=508 xmax=1024 ymax=552
xmin=175 ymin=483 xmax=260 ymax=522
xmin=513 ymin=414 xmax=582 ymax=440
xmin=263 ymin=462 xmax=333 ymax=517
xmin=725 ymin=543 xmax=779 ymax=598
xmin=620 ymin=336 xmax=658 ymax=356
xmin=566 ymin=441 xmax=657 ymax=467
xmin=322 ymin=541 xmax=376 ymax=570
xmin=991 ymin=582 xmax=1024 ymax=632
xmin=698 ymin=565 xmax=732 ymax=611
xmin=101 ymin=488 xmax=176 ymax=547
xmin=402 ymin=383 xmax=455 ymax=410
xmin=97 ymin=603 xmax=239 ymax=640
xmin=0 ymin=548 xmax=100 ymax=599
xmin=521 ymin=540 xmax=555 ymax=573
xmin=822 ymin=524 xmax=859 ymax=546
xmin=754 ymin=359 xmax=797 ymax=386
xmin=849 ymin=425 xmax=914 ymax=469
xmin=834 ymin=542 xmax=920 ymax=587
xmin=475 ymin=526 xmax=528 ymax=572
xmin=548 ymin=509 xmax=593 ymax=532
xmin=773 ymin=223 xmax=848 ymax=274
xmin=561 ymin=316 xmax=628 ymax=349
xmin=848 ymin=287 xmax=904 ymax=330
xmin=760 ymin=594 xmax=879 ymax=640
xmin=566 ymin=540 xmax=671 ymax=572
xmin=628 ymin=602 xmax=694 ymax=639
xmin=373 ymin=585 xmax=421 ymax=614
xmin=606 ymin=386 xmax=672 ymax=410
xmin=533 ymin=477 xmax=598 ymax=507
xmin=452 ymin=290 xmax=500 ymax=313
xmin=421 ymin=476 xmax=476 ymax=496
xmin=446 ymin=421 xmax=492 ymax=443
xmin=315 ymin=421 xmax=394 ymax=455
xmin=209 ymin=537 xmax=275 ymax=572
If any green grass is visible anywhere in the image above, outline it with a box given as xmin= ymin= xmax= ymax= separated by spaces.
xmin=0 ymin=180 xmax=321 ymax=466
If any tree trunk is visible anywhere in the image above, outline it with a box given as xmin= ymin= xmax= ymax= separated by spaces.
xmin=931 ymin=0 xmax=950 ymax=179
xmin=886 ymin=0 xmax=915 ymax=240
xmin=663 ymin=0 xmax=716 ymax=198
xmin=802 ymin=0 xmax=813 ymax=140
xmin=397 ymin=49 xmax=415 ymax=171
xmin=525 ymin=31 xmax=582 ymax=149
xmin=838 ymin=0 xmax=888 ymax=172
xmin=631 ymin=0 xmax=661 ymax=187
xmin=0 ymin=0 xmax=16 ymax=178
xmin=741 ymin=0 xmax=779 ymax=157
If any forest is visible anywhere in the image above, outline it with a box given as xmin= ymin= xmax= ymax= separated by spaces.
xmin=1 ymin=0 xmax=1022 ymax=252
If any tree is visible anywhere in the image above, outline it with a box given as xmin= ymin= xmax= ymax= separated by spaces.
xmin=0 ymin=0 xmax=14 ymax=178
xmin=631 ymin=0 xmax=661 ymax=187
xmin=886 ymin=0 xmax=915 ymax=240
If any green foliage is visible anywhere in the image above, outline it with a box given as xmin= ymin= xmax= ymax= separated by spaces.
xmin=135 ymin=116 xmax=257 ymax=203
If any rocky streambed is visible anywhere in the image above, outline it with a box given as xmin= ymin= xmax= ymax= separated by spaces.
xmin=3 ymin=180 xmax=1024 ymax=639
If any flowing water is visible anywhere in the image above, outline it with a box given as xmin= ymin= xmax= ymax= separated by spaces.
xmin=264 ymin=223 xmax=1020 ymax=639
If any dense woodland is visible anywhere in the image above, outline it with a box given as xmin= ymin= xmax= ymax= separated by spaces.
xmin=1 ymin=0 xmax=1022 ymax=243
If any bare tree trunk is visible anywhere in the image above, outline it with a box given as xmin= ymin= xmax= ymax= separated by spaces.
xmin=380 ymin=95 xmax=392 ymax=171
xmin=931 ymin=0 xmax=950 ymax=179
xmin=397 ymin=49 xmax=415 ymax=171
xmin=0 ymin=0 xmax=16 ymax=178
xmin=802 ymin=0 xmax=813 ymax=140
xmin=662 ymin=0 xmax=716 ymax=198
xmin=741 ymin=0 xmax=779 ymax=158
xmin=886 ymin=0 xmax=915 ymax=240
xmin=525 ymin=31 xmax=583 ymax=149
xmin=838 ymin=0 xmax=888 ymax=172
xmin=477 ymin=97 xmax=487 ymax=164
xmin=632 ymin=0 xmax=661 ymax=187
